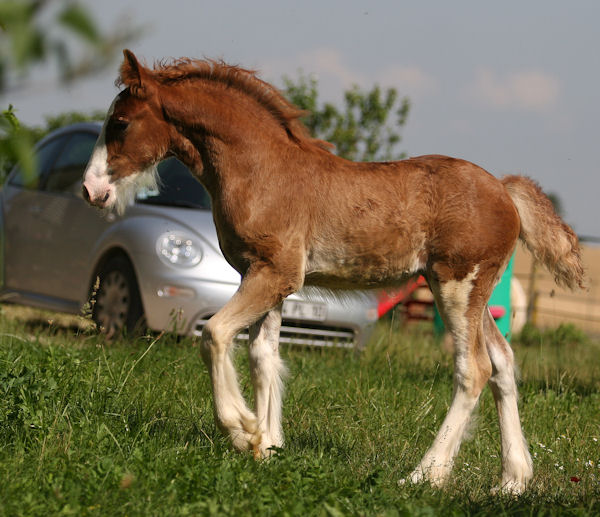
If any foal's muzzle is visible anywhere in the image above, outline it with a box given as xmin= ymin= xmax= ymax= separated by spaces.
xmin=82 ymin=184 xmax=110 ymax=208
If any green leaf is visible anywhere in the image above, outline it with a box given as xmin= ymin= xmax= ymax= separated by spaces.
xmin=283 ymin=73 xmax=410 ymax=162
xmin=0 ymin=106 xmax=37 ymax=185
xmin=0 ymin=0 xmax=34 ymax=28
xmin=1 ymin=104 xmax=20 ymax=131
xmin=58 ymin=3 xmax=101 ymax=45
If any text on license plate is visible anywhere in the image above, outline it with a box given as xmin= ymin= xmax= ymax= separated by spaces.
xmin=282 ymin=300 xmax=327 ymax=321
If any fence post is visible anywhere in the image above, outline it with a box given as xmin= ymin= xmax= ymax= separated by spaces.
xmin=526 ymin=259 xmax=538 ymax=325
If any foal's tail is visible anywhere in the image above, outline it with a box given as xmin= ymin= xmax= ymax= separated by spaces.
xmin=502 ymin=175 xmax=585 ymax=290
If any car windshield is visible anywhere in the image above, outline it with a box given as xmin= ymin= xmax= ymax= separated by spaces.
xmin=136 ymin=157 xmax=211 ymax=210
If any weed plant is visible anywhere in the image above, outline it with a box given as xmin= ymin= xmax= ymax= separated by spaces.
xmin=0 ymin=310 xmax=598 ymax=516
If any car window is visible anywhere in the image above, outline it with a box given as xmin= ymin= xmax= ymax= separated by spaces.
xmin=8 ymin=135 xmax=67 ymax=189
xmin=44 ymin=131 xmax=98 ymax=195
xmin=136 ymin=157 xmax=212 ymax=210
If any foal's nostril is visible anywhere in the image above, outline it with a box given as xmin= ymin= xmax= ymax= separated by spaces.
xmin=82 ymin=185 xmax=109 ymax=207
xmin=82 ymin=185 xmax=90 ymax=203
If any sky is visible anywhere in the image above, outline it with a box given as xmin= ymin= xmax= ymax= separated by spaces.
xmin=6 ymin=0 xmax=600 ymax=238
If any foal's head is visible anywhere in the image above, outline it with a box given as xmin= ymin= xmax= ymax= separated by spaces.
xmin=83 ymin=49 xmax=330 ymax=213
xmin=82 ymin=50 xmax=170 ymax=213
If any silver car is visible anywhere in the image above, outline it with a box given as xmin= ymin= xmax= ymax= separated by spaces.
xmin=0 ymin=123 xmax=378 ymax=347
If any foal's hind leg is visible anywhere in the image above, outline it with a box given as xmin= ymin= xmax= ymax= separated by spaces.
xmin=404 ymin=265 xmax=492 ymax=487
xmin=484 ymin=310 xmax=533 ymax=494
xmin=248 ymin=304 xmax=287 ymax=457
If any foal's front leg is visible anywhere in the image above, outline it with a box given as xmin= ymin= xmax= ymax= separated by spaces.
xmin=248 ymin=304 xmax=286 ymax=457
xmin=200 ymin=269 xmax=293 ymax=456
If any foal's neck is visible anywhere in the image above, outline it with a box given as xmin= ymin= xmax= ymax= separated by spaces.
xmin=166 ymin=81 xmax=307 ymax=188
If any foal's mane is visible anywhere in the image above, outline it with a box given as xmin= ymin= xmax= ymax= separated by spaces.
xmin=123 ymin=57 xmax=332 ymax=151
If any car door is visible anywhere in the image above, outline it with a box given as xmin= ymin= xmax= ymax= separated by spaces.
xmin=4 ymin=129 xmax=110 ymax=303
xmin=3 ymin=133 xmax=68 ymax=295
xmin=34 ymin=130 xmax=112 ymax=301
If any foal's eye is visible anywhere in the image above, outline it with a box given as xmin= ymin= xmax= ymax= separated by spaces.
xmin=111 ymin=117 xmax=129 ymax=133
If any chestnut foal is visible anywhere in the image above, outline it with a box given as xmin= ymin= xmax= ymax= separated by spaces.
xmin=83 ymin=50 xmax=584 ymax=494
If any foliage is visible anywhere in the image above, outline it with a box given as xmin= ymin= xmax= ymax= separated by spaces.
xmin=283 ymin=72 xmax=410 ymax=162
xmin=0 ymin=0 xmax=138 ymax=185
xmin=0 ymin=104 xmax=37 ymax=185
xmin=515 ymin=322 xmax=589 ymax=348
xmin=0 ymin=0 xmax=139 ymax=92
xmin=0 ymin=313 xmax=599 ymax=515
xmin=0 ymin=109 xmax=105 ymax=185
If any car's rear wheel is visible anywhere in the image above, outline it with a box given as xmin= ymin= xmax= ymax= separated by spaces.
xmin=92 ymin=255 xmax=144 ymax=338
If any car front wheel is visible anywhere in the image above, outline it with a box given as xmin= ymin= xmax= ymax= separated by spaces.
xmin=92 ymin=255 xmax=144 ymax=338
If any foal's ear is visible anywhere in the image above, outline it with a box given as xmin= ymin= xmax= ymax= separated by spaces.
xmin=120 ymin=49 xmax=148 ymax=97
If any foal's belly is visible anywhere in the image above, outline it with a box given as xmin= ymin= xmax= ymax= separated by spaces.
xmin=304 ymin=244 xmax=426 ymax=290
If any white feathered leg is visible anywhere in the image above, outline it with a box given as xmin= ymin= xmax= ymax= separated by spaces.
xmin=201 ymin=271 xmax=288 ymax=456
xmin=403 ymin=266 xmax=491 ymax=487
xmin=248 ymin=303 xmax=286 ymax=457
xmin=485 ymin=310 xmax=533 ymax=495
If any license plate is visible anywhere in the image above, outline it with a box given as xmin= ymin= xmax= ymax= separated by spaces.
xmin=282 ymin=300 xmax=327 ymax=321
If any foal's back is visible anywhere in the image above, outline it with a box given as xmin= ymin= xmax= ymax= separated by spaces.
xmin=302 ymin=154 xmax=519 ymax=289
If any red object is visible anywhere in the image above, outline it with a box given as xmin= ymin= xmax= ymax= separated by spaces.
xmin=570 ymin=476 xmax=581 ymax=483
xmin=378 ymin=279 xmax=507 ymax=322
xmin=489 ymin=306 xmax=506 ymax=319
xmin=377 ymin=276 xmax=427 ymax=317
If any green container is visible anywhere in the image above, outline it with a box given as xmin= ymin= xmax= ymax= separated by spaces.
xmin=433 ymin=254 xmax=514 ymax=341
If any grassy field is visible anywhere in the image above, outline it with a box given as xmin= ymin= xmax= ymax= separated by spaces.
xmin=0 ymin=307 xmax=599 ymax=516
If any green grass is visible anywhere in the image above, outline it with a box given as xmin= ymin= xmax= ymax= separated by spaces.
xmin=0 ymin=310 xmax=599 ymax=516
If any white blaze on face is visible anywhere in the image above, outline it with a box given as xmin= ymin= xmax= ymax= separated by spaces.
xmin=82 ymin=96 xmax=160 ymax=215
xmin=82 ymin=98 xmax=117 ymax=210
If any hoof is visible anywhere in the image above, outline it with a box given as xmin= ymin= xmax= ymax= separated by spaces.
xmin=398 ymin=469 xmax=424 ymax=487
xmin=253 ymin=435 xmax=283 ymax=459
xmin=252 ymin=442 xmax=262 ymax=460
xmin=399 ymin=463 xmax=451 ymax=489
xmin=491 ymin=479 xmax=527 ymax=496
xmin=229 ymin=426 xmax=262 ymax=454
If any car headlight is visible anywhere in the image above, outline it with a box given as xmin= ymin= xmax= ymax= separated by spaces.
xmin=156 ymin=232 xmax=202 ymax=267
